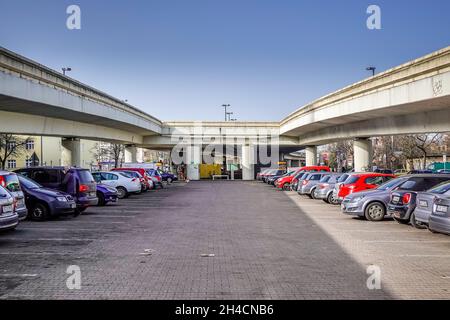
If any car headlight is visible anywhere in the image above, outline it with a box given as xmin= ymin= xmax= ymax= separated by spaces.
xmin=57 ymin=196 xmax=68 ymax=202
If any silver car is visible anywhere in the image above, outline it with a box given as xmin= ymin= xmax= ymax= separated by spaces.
xmin=0 ymin=171 xmax=27 ymax=220
xmin=414 ymin=181 xmax=450 ymax=229
xmin=0 ymin=185 xmax=19 ymax=231
xmin=429 ymin=195 xmax=450 ymax=235
xmin=341 ymin=176 xmax=409 ymax=221
xmin=315 ymin=173 xmax=344 ymax=204
xmin=331 ymin=173 xmax=351 ymax=205
xmin=298 ymin=172 xmax=331 ymax=199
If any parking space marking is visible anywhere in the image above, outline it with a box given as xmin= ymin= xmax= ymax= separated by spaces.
xmin=0 ymin=274 xmax=38 ymax=278
xmin=0 ymin=238 xmax=98 ymax=242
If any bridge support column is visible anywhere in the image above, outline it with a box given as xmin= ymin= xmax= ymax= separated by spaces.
xmin=305 ymin=146 xmax=317 ymax=166
xmin=354 ymin=138 xmax=373 ymax=172
xmin=242 ymin=144 xmax=255 ymax=180
xmin=186 ymin=145 xmax=201 ymax=181
xmin=62 ymin=138 xmax=82 ymax=167
xmin=125 ymin=146 xmax=138 ymax=163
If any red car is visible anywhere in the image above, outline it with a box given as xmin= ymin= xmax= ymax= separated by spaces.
xmin=111 ymin=168 xmax=152 ymax=190
xmin=275 ymin=166 xmax=331 ymax=190
xmin=337 ymin=173 xmax=395 ymax=199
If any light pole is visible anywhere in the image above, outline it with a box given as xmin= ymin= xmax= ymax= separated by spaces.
xmin=366 ymin=66 xmax=376 ymax=77
xmin=222 ymin=104 xmax=230 ymax=121
xmin=62 ymin=67 xmax=72 ymax=76
xmin=226 ymin=112 xmax=233 ymax=121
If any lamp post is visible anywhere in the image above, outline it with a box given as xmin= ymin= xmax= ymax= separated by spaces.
xmin=366 ymin=66 xmax=376 ymax=76
xmin=62 ymin=67 xmax=72 ymax=76
xmin=226 ymin=112 xmax=233 ymax=121
xmin=222 ymin=104 xmax=230 ymax=121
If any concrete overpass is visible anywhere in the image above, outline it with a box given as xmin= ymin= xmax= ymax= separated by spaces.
xmin=0 ymin=45 xmax=449 ymax=179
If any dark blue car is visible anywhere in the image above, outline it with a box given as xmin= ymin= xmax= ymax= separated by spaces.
xmin=17 ymin=175 xmax=77 ymax=220
xmin=14 ymin=167 xmax=98 ymax=214
xmin=159 ymin=171 xmax=178 ymax=183
xmin=96 ymin=183 xmax=118 ymax=206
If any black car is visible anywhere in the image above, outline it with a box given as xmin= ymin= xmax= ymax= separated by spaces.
xmin=14 ymin=167 xmax=98 ymax=214
xmin=262 ymin=169 xmax=285 ymax=183
xmin=17 ymin=175 xmax=77 ymax=220
xmin=387 ymin=174 xmax=450 ymax=225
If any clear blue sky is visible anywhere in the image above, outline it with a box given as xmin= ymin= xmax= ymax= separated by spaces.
xmin=1 ymin=0 xmax=449 ymax=121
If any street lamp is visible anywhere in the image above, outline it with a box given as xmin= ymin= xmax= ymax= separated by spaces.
xmin=366 ymin=66 xmax=376 ymax=76
xmin=62 ymin=67 xmax=72 ymax=76
xmin=226 ymin=112 xmax=233 ymax=121
xmin=222 ymin=104 xmax=230 ymax=121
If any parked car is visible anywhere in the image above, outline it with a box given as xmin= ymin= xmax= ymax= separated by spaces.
xmin=374 ymin=168 xmax=394 ymax=174
xmin=17 ymin=174 xmax=77 ymax=220
xmin=112 ymin=168 xmax=152 ymax=190
xmin=145 ymin=169 xmax=164 ymax=189
xmin=14 ymin=167 xmax=98 ymax=214
xmin=96 ymin=183 xmax=119 ymax=206
xmin=0 ymin=184 xmax=19 ymax=231
xmin=331 ymin=173 xmax=351 ymax=204
xmin=337 ymin=173 xmax=395 ymax=201
xmin=290 ymin=171 xmax=309 ymax=191
xmin=394 ymin=169 xmax=409 ymax=176
xmin=315 ymin=173 xmax=344 ymax=204
xmin=0 ymin=171 xmax=28 ymax=220
xmin=275 ymin=166 xmax=331 ymax=190
xmin=159 ymin=170 xmax=178 ymax=183
xmin=429 ymin=195 xmax=450 ymax=235
xmin=407 ymin=170 xmax=433 ymax=174
xmin=387 ymin=174 xmax=450 ymax=225
xmin=414 ymin=181 xmax=450 ymax=229
xmin=298 ymin=172 xmax=331 ymax=198
xmin=262 ymin=169 xmax=285 ymax=183
xmin=341 ymin=176 xmax=409 ymax=221
xmin=113 ymin=170 xmax=149 ymax=192
xmin=271 ymin=171 xmax=293 ymax=186
xmin=92 ymin=171 xmax=141 ymax=199
xmin=256 ymin=168 xmax=271 ymax=181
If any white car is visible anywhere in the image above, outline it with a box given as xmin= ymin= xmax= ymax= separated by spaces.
xmin=92 ymin=172 xmax=141 ymax=199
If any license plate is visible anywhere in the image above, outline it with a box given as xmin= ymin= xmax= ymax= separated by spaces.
xmin=392 ymin=196 xmax=400 ymax=203
xmin=71 ymin=203 xmax=76 ymax=209
xmin=2 ymin=205 xmax=13 ymax=213
xmin=419 ymin=200 xmax=428 ymax=207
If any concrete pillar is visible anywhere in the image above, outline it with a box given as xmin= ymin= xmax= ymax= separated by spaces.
xmin=242 ymin=144 xmax=255 ymax=180
xmin=186 ymin=144 xmax=201 ymax=180
xmin=124 ymin=146 xmax=138 ymax=163
xmin=354 ymin=138 xmax=373 ymax=172
xmin=62 ymin=138 xmax=82 ymax=167
xmin=305 ymin=146 xmax=317 ymax=166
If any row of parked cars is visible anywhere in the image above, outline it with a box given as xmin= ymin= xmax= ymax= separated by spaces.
xmin=0 ymin=166 xmax=177 ymax=230
xmin=258 ymin=167 xmax=450 ymax=236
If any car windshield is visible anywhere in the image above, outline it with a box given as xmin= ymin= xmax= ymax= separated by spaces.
xmin=18 ymin=175 xmax=42 ymax=189
xmin=337 ymin=174 xmax=349 ymax=183
xmin=344 ymin=175 xmax=359 ymax=185
xmin=0 ymin=185 xmax=9 ymax=197
xmin=428 ymin=182 xmax=450 ymax=194
xmin=376 ymin=178 xmax=403 ymax=191
xmin=1 ymin=174 xmax=21 ymax=192
xmin=77 ymin=170 xmax=95 ymax=183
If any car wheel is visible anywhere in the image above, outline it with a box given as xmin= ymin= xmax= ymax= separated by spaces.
xmin=410 ymin=212 xmax=427 ymax=229
xmin=116 ymin=187 xmax=128 ymax=199
xmin=310 ymin=188 xmax=318 ymax=199
xmin=73 ymin=207 xmax=87 ymax=217
xmin=364 ymin=202 xmax=386 ymax=221
xmin=30 ymin=203 xmax=49 ymax=221
xmin=282 ymin=184 xmax=290 ymax=191
xmin=97 ymin=192 xmax=106 ymax=206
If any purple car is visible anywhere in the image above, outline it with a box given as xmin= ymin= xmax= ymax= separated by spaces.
xmin=96 ymin=183 xmax=119 ymax=206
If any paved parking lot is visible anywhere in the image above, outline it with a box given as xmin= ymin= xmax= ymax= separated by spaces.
xmin=0 ymin=181 xmax=448 ymax=299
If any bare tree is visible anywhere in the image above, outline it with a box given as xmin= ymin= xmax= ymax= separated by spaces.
xmin=0 ymin=134 xmax=30 ymax=170
xmin=326 ymin=140 xmax=354 ymax=172
xmin=111 ymin=144 xmax=125 ymax=168
xmin=413 ymin=134 xmax=443 ymax=169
